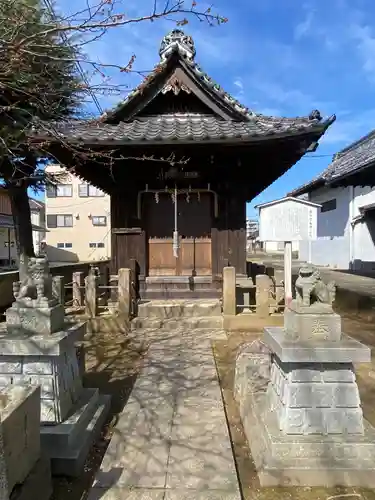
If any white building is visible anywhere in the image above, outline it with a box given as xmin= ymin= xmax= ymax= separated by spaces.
xmin=0 ymin=192 xmax=46 ymax=268
xmin=290 ymin=130 xmax=375 ymax=271
xmin=44 ymin=165 xmax=111 ymax=262
xmin=30 ymin=198 xmax=46 ymax=256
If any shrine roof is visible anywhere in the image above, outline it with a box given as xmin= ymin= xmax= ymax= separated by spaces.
xmin=31 ymin=29 xmax=335 ymax=147
xmin=289 ymin=129 xmax=375 ymax=196
xmin=34 ymin=113 xmax=335 ymax=144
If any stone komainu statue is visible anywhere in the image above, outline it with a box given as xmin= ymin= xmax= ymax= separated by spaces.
xmin=295 ymin=265 xmax=336 ymax=307
xmin=12 ymin=256 xmax=53 ymax=303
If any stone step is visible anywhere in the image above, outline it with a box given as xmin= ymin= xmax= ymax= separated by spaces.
xmin=142 ymin=289 xmax=221 ymax=300
xmin=137 ymin=299 xmax=222 ymax=319
xmin=131 ymin=315 xmax=223 ymax=331
xmin=40 ymin=388 xmax=99 ymax=450
xmin=45 ymin=394 xmax=111 ymax=477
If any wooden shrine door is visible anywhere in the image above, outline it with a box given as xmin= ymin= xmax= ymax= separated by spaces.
xmin=145 ymin=192 xmax=212 ymax=276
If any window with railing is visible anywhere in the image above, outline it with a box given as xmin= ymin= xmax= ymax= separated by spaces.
xmin=79 ymin=184 xmax=105 ymax=197
xmin=47 ymin=214 xmax=73 ymax=228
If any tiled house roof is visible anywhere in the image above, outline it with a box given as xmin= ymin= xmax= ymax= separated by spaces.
xmin=289 ymin=130 xmax=375 ymax=197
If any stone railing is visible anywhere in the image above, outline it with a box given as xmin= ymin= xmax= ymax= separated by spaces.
xmin=223 ymin=266 xmax=285 ymax=319
xmin=54 ymin=266 xmax=137 ymax=319
xmin=0 ymin=260 xmax=110 ymax=311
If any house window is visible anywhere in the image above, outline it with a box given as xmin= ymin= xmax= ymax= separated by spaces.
xmin=46 ymin=184 xmax=72 ymax=197
xmin=321 ymin=199 xmax=337 ymax=213
xmin=47 ymin=214 xmax=73 ymax=228
xmin=92 ymin=216 xmax=107 ymax=226
xmin=57 ymin=243 xmax=64 ymax=248
xmin=97 ymin=242 xmax=105 ymax=248
xmin=79 ymin=184 xmax=104 ymax=197
xmin=57 ymin=242 xmax=73 ymax=249
xmin=89 ymin=243 xmax=97 ymax=248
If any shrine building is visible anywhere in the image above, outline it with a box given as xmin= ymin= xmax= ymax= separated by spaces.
xmin=35 ymin=29 xmax=335 ymax=299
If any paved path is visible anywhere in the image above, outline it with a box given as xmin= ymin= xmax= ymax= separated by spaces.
xmin=88 ymin=326 xmax=241 ymax=500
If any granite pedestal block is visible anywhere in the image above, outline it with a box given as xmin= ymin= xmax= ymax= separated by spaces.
xmin=0 ymin=322 xmax=111 ymax=476
xmin=239 ymin=326 xmax=375 ymax=486
xmin=0 ymin=322 xmax=85 ymax=423
xmin=284 ymin=307 xmax=341 ymax=342
xmin=242 ymin=391 xmax=375 ymax=487
xmin=6 ymin=303 xmax=65 ymax=337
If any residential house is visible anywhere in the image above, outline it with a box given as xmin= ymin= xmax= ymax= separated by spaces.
xmin=44 ymin=165 xmax=111 ymax=262
xmin=0 ymin=188 xmax=46 ymax=268
xmin=289 ymin=130 xmax=375 ymax=271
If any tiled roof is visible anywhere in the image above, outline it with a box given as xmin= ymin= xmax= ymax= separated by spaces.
xmin=289 ymin=129 xmax=375 ymax=196
xmin=102 ymin=29 xmax=254 ymax=122
xmin=34 ymin=113 xmax=334 ymax=145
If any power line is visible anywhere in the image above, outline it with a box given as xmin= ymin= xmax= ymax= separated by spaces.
xmin=42 ymin=0 xmax=103 ymax=115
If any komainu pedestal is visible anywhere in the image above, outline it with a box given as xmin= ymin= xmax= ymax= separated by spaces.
xmin=238 ymin=265 xmax=375 ymax=487
xmin=0 ymin=257 xmax=110 ymax=477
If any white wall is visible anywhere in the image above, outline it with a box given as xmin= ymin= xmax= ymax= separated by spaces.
xmin=299 ymin=185 xmax=375 ymax=271
xmin=300 ymin=186 xmax=350 ymax=268
xmin=264 ymin=241 xmax=299 ymax=253
xmin=31 ymin=209 xmax=46 ymax=256
xmin=352 ymin=186 xmax=375 ymax=272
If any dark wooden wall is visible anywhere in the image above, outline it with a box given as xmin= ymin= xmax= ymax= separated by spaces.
xmin=110 ymin=178 xmax=247 ymax=278
xmin=110 ymin=187 xmax=147 ymax=276
xmin=211 ymin=187 xmax=246 ymax=277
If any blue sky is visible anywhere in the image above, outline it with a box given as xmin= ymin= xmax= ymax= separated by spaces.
xmin=52 ymin=0 xmax=375 ymax=218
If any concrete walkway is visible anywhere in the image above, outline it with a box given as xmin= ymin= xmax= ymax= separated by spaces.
xmin=88 ymin=326 xmax=241 ymax=500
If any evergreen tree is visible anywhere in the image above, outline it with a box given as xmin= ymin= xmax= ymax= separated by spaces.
xmin=0 ymin=0 xmax=81 ymax=277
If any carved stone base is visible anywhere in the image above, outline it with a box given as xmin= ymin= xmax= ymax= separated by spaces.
xmin=6 ymin=304 xmax=65 ymax=336
xmin=267 ymin=355 xmax=364 ymax=435
xmin=284 ymin=307 xmax=342 ymax=342
xmin=241 ymin=391 xmax=375 ymax=487
xmin=0 ymin=322 xmax=85 ymax=423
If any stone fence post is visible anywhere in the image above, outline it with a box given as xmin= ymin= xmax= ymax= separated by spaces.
xmin=72 ymin=271 xmax=84 ymax=308
xmin=85 ymin=274 xmax=98 ymax=318
xmin=256 ymin=274 xmax=271 ymax=318
xmin=52 ymin=275 xmax=65 ymax=307
xmin=118 ymin=268 xmax=131 ymax=318
xmin=223 ymin=266 xmax=236 ymax=316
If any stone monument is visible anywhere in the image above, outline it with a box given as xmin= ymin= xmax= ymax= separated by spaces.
xmin=237 ymin=265 xmax=375 ymax=487
xmin=0 ymin=257 xmax=110 ymax=476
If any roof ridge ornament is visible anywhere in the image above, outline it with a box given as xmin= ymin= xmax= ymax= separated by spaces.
xmin=159 ymin=29 xmax=196 ymax=61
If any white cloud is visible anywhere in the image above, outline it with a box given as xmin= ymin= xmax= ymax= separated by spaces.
xmin=350 ymin=23 xmax=375 ymax=81
xmin=294 ymin=9 xmax=315 ymax=40
xmin=233 ymin=80 xmax=244 ymax=90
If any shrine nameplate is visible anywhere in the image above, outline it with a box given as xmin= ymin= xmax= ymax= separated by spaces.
xmin=258 ymin=197 xmax=320 ymax=242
